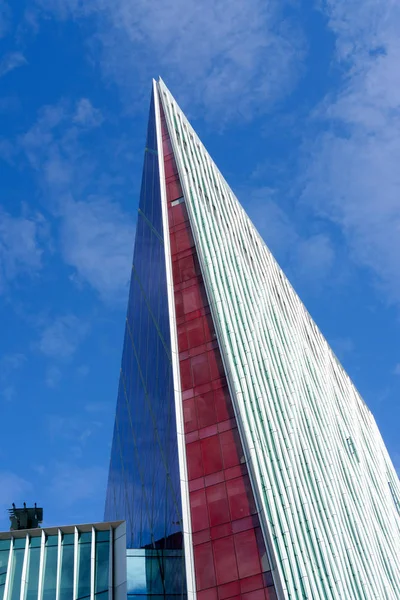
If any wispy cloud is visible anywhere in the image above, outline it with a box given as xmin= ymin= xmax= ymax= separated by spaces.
xmin=0 ymin=471 xmax=32 ymax=519
xmin=45 ymin=365 xmax=62 ymax=387
xmin=36 ymin=0 xmax=305 ymax=120
xmin=48 ymin=462 xmax=107 ymax=507
xmin=0 ymin=52 xmax=27 ymax=77
xmin=301 ymin=0 xmax=400 ymax=306
xmin=37 ymin=314 xmax=88 ymax=359
xmin=0 ymin=208 xmax=46 ymax=293
xmin=20 ymin=99 xmax=134 ymax=302
xmin=393 ymin=364 xmax=400 ymax=376
xmin=73 ymin=98 xmax=103 ymax=127
xmin=0 ymin=1 xmax=11 ymax=38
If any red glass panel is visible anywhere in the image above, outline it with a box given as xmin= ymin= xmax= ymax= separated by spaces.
xmin=212 ymin=536 xmax=238 ymax=585
xmin=172 ymin=202 xmax=188 ymax=226
xmin=194 ymin=542 xmax=217 ymax=590
xmin=240 ymin=574 xmax=264 ymax=594
xmin=179 ymin=255 xmax=196 ymax=281
xmin=208 ymin=348 xmax=225 ymax=381
xmin=234 ymin=529 xmax=261 ymax=578
xmin=167 ymin=179 xmax=183 ymax=202
xmin=175 ymin=226 xmax=194 ymax=253
xmin=180 ymin=358 xmax=193 ymax=391
xmin=242 ymin=590 xmax=265 ymax=600
xmin=183 ymin=398 xmax=197 ymax=432
xmin=220 ymin=428 xmax=243 ymax=469
xmin=214 ymin=386 xmax=235 ymax=422
xmin=186 ymin=318 xmax=206 ymax=348
xmin=226 ymin=475 xmax=256 ymax=521
xmin=182 ymin=285 xmax=203 ymax=314
xmin=190 ymin=489 xmax=209 ymax=532
xmin=174 ymin=290 xmax=184 ymax=319
xmin=178 ymin=323 xmax=189 ymax=351
xmin=197 ymin=589 xmax=218 ymax=600
xmin=201 ymin=435 xmax=223 ymax=475
xmin=218 ymin=580 xmax=241 ymax=600
xmin=195 ymin=389 xmax=217 ymax=428
xmin=206 ymin=482 xmax=230 ymax=527
xmin=191 ymin=353 xmax=210 ymax=387
xmin=164 ymin=155 xmax=178 ymax=179
xmin=186 ymin=441 xmax=203 ymax=480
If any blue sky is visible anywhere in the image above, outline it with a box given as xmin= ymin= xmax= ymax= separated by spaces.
xmin=0 ymin=0 xmax=399 ymax=530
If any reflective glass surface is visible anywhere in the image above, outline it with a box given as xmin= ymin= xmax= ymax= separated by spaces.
xmin=25 ymin=537 xmax=41 ymax=600
xmin=77 ymin=533 xmax=91 ymax=600
xmin=9 ymin=539 xmax=25 ymax=600
xmin=94 ymin=537 xmax=109 ymax=594
xmin=59 ymin=534 xmax=74 ymax=600
xmin=127 ymin=549 xmax=185 ymax=599
xmin=0 ymin=540 xmax=10 ymax=600
xmin=42 ymin=535 xmax=58 ymax=600
xmin=104 ymin=88 xmax=183 ymax=553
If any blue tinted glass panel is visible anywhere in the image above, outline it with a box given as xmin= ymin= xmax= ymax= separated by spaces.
xmin=25 ymin=541 xmax=41 ymax=600
xmin=9 ymin=545 xmax=24 ymax=600
xmin=94 ymin=541 xmax=109 ymax=593
xmin=77 ymin=537 xmax=91 ymax=600
xmin=104 ymin=87 xmax=184 ymax=559
xmin=42 ymin=537 xmax=58 ymax=600
xmin=59 ymin=538 xmax=74 ymax=600
xmin=0 ymin=545 xmax=10 ymax=600
xmin=127 ymin=551 xmax=185 ymax=598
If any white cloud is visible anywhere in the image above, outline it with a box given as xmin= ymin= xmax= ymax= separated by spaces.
xmin=45 ymin=365 xmax=62 ymax=387
xmin=0 ymin=52 xmax=27 ymax=77
xmin=37 ymin=314 xmax=88 ymax=359
xmin=302 ymin=1 xmax=400 ymax=306
xmin=20 ymin=100 xmax=134 ymax=302
xmin=37 ymin=0 xmax=305 ymax=120
xmin=48 ymin=463 xmax=107 ymax=507
xmin=60 ymin=197 xmax=133 ymax=302
xmin=0 ymin=472 xmax=32 ymax=513
xmin=73 ymin=98 xmax=103 ymax=127
xmin=393 ymin=364 xmax=400 ymax=376
xmin=0 ymin=209 xmax=45 ymax=293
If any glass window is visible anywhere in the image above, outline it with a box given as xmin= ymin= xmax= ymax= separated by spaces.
xmin=95 ymin=539 xmax=109 ymax=595
xmin=77 ymin=533 xmax=91 ymax=600
xmin=42 ymin=536 xmax=58 ymax=600
xmin=25 ymin=537 xmax=41 ymax=600
xmin=0 ymin=541 xmax=10 ymax=600
xmin=9 ymin=539 xmax=26 ymax=600
xmin=59 ymin=534 xmax=74 ymax=600
xmin=95 ymin=531 xmax=109 ymax=543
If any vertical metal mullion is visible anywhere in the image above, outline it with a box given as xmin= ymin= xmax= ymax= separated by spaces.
xmin=37 ymin=531 xmax=46 ymax=600
xmin=4 ymin=537 xmax=14 ymax=600
xmin=19 ymin=534 xmax=29 ymax=600
xmin=90 ymin=527 xmax=95 ymax=600
xmin=108 ymin=526 xmax=113 ymax=600
xmin=55 ymin=530 xmax=62 ymax=600
xmin=73 ymin=528 xmax=79 ymax=600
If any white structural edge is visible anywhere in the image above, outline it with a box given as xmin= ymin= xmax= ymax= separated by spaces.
xmin=158 ymin=78 xmax=400 ymax=600
xmin=153 ymin=79 xmax=197 ymax=600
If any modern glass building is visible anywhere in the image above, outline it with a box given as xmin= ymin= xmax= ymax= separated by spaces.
xmin=105 ymin=78 xmax=400 ymax=600
xmin=0 ymin=521 xmax=126 ymax=600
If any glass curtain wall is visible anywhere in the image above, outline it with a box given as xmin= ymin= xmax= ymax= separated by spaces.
xmin=0 ymin=525 xmax=116 ymax=600
xmin=104 ymin=87 xmax=184 ymax=553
